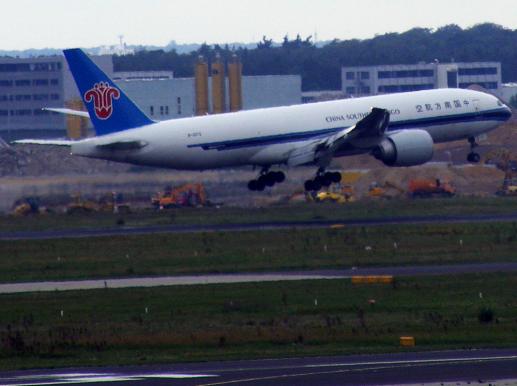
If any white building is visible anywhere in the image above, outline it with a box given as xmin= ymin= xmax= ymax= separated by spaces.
xmin=341 ymin=62 xmax=502 ymax=97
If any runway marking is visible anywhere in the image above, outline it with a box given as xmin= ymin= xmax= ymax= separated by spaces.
xmin=0 ymin=274 xmax=341 ymax=294
xmin=1 ymin=372 xmax=218 ymax=385
xmin=2 ymin=262 xmax=517 ymax=294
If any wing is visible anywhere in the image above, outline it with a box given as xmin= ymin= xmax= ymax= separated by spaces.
xmin=287 ymin=107 xmax=390 ymax=167
xmin=43 ymin=107 xmax=90 ymax=118
xmin=13 ymin=139 xmax=75 ymax=146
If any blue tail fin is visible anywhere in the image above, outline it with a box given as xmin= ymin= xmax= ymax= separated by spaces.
xmin=64 ymin=48 xmax=153 ymax=136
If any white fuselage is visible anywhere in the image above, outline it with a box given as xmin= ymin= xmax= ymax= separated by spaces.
xmin=72 ymin=88 xmax=510 ymax=170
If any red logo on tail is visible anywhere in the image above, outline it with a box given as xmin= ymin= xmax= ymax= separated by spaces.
xmin=84 ymin=82 xmax=120 ymax=120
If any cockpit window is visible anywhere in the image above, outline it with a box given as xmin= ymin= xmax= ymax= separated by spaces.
xmin=497 ymin=100 xmax=503 ymax=107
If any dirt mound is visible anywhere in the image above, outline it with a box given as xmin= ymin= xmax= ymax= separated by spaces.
xmin=0 ymin=145 xmax=132 ymax=177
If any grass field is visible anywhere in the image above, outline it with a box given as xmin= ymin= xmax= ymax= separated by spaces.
xmin=0 ymin=273 xmax=516 ymax=370
xmin=1 ymin=221 xmax=516 ymax=283
xmin=2 ymin=197 xmax=517 ymax=233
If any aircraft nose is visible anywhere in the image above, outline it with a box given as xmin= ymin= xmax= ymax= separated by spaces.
xmin=503 ymin=103 xmax=513 ymax=120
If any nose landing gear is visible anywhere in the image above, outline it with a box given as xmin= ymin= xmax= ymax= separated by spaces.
xmin=248 ymin=169 xmax=286 ymax=191
xmin=304 ymin=169 xmax=342 ymax=192
xmin=467 ymin=137 xmax=481 ymax=163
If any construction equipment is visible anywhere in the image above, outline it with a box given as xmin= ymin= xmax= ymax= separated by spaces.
xmin=66 ymin=193 xmax=99 ymax=214
xmin=408 ymin=179 xmax=455 ymax=198
xmin=98 ymin=192 xmax=131 ymax=213
xmin=152 ymin=183 xmax=207 ymax=209
xmin=315 ymin=184 xmax=355 ymax=203
xmin=368 ymin=180 xmax=406 ymax=199
xmin=66 ymin=192 xmax=131 ymax=214
xmin=12 ymin=197 xmax=44 ymax=216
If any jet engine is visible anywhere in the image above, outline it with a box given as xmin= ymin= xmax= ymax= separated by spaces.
xmin=372 ymin=129 xmax=434 ymax=167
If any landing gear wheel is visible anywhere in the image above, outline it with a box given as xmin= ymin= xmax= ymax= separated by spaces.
xmin=261 ymin=174 xmax=276 ymax=187
xmin=305 ymin=179 xmax=322 ymax=192
xmin=330 ymin=172 xmax=342 ymax=183
xmin=467 ymin=152 xmax=480 ymax=163
xmin=248 ymin=180 xmax=258 ymax=191
xmin=273 ymin=171 xmax=286 ymax=183
xmin=304 ymin=180 xmax=314 ymax=192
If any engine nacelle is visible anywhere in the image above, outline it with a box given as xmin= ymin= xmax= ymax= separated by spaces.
xmin=372 ymin=129 xmax=434 ymax=167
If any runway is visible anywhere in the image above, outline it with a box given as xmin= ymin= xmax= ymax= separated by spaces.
xmin=2 ymin=212 xmax=517 ymax=240
xmin=1 ymin=348 xmax=517 ymax=385
xmin=1 ymin=262 xmax=516 ymax=294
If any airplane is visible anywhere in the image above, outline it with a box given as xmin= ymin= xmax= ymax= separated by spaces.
xmin=15 ymin=48 xmax=512 ymax=192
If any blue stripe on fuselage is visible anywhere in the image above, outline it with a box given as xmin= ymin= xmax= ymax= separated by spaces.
xmin=187 ymin=108 xmax=510 ymax=151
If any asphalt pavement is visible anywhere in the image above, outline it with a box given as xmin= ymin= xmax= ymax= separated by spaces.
xmin=1 ymin=348 xmax=516 ymax=385
xmin=2 ymin=213 xmax=517 ymax=240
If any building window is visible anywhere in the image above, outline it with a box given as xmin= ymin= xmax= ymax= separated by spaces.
xmin=15 ymin=94 xmax=31 ymax=101
xmin=150 ymin=106 xmax=154 ymax=116
xmin=165 ymin=105 xmax=169 ymax=115
xmin=33 ymin=94 xmax=49 ymax=101
xmin=0 ymin=63 xmax=30 ymax=72
xmin=160 ymin=106 xmax=164 ymax=115
xmin=378 ymin=69 xmax=433 ymax=79
xmin=346 ymin=72 xmax=355 ymax=80
xmin=0 ymin=110 xmax=7 ymax=116
xmin=34 ymin=109 xmax=50 ymax=115
xmin=360 ymin=86 xmax=370 ymax=94
xmin=346 ymin=86 xmax=355 ymax=94
xmin=50 ymin=94 xmax=60 ymax=100
xmin=360 ymin=72 xmax=370 ymax=80
xmin=177 ymin=97 xmax=181 ymax=115
xmin=447 ymin=71 xmax=458 ymax=88
xmin=419 ymin=70 xmax=434 ymax=77
xmin=13 ymin=109 xmax=32 ymax=116
xmin=33 ymin=79 xmax=49 ymax=86
xmin=0 ymin=80 xmax=13 ymax=87
xmin=15 ymin=79 xmax=31 ymax=87
xmin=50 ymin=79 xmax=59 ymax=85
xmin=378 ymin=71 xmax=391 ymax=79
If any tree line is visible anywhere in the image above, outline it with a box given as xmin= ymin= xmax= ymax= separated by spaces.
xmin=114 ymin=23 xmax=517 ymax=91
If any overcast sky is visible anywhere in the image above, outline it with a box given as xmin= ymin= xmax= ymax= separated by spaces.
xmin=3 ymin=0 xmax=517 ymax=50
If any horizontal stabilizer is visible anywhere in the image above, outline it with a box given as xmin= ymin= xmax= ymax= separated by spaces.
xmin=13 ymin=139 xmax=74 ymax=146
xmin=43 ymin=107 xmax=90 ymax=118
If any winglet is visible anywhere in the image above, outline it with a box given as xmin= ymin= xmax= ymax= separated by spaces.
xmin=64 ymin=48 xmax=153 ymax=136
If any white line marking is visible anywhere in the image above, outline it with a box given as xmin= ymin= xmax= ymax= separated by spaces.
xmin=2 ymin=372 xmax=218 ymax=385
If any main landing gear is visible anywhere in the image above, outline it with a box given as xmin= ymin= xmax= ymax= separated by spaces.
xmin=248 ymin=169 xmax=286 ymax=191
xmin=467 ymin=137 xmax=481 ymax=163
xmin=304 ymin=168 xmax=342 ymax=192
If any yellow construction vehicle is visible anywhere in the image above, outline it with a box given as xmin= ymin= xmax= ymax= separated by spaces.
xmin=12 ymin=197 xmax=44 ymax=216
xmin=152 ymin=183 xmax=207 ymax=209
xmin=315 ymin=184 xmax=355 ymax=203
xmin=66 ymin=193 xmax=99 ymax=214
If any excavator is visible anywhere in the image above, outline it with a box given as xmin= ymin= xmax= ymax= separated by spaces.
xmin=152 ymin=183 xmax=208 ymax=208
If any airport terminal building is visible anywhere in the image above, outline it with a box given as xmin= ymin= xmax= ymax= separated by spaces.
xmin=341 ymin=62 xmax=502 ymax=97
